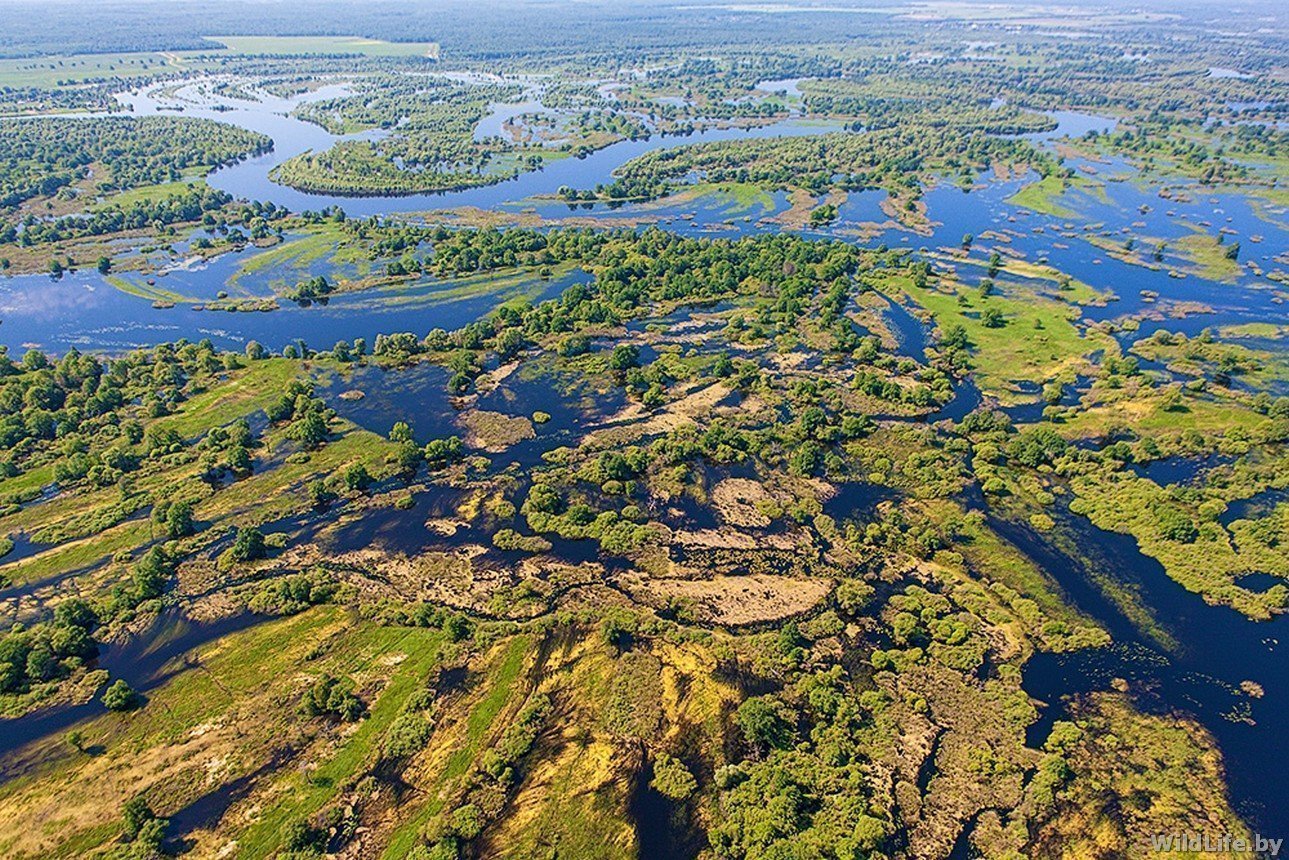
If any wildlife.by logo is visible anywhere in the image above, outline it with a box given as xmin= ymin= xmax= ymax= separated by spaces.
xmin=1149 ymin=832 xmax=1283 ymax=856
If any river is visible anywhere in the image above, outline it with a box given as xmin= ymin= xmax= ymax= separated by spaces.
xmin=0 ymin=75 xmax=1286 ymax=835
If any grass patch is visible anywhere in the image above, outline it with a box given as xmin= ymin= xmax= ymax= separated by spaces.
xmin=1172 ymin=229 xmax=1243 ymax=283
xmin=89 ymin=174 xmax=208 ymax=211
xmin=1006 ymin=175 xmax=1078 ymax=218
xmin=235 ymin=622 xmax=449 ymax=858
xmin=883 ymin=270 xmax=1114 ymax=403
xmin=380 ymin=634 xmax=532 ymax=859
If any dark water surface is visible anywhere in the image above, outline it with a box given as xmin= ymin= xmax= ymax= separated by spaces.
xmin=0 ymin=78 xmax=1284 ymax=837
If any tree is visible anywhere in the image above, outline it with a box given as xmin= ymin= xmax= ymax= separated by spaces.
xmin=987 ymin=251 xmax=1003 ymax=277
xmin=164 ymin=500 xmax=195 ymax=538
xmin=609 ymin=344 xmax=640 ymax=372
xmin=122 ymin=796 xmax=159 ymax=841
xmin=736 ymin=696 xmax=793 ymax=752
xmin=132 ymin=547 xmax=171 ymax=600
xmin=651 ymin=753 xmax=698 ymax=800
xmin=21 ymin=349 xmax=49 ymax=371
xmin=287 ymin=410 xmax=328 ymax=449
xmin=96 ymin=256 xmax=112 ymax=274
xmin=853 ymin=814 xmax=892 ymax=851
xmin=284 ymin=820 xmax=327 ymax=853
xmin=1154 ymin=504 xmax=1198 ymax=543
xmin=227 ymin=444 xmax=252 ymax=476
xmin=230 ymin=526 xmax=266 ymax=562
xmin=308 ymin=478 xmax=334 ymax=509
xmin=383 ymin=712 xmax=432 ymax=759
xmin=102 ymin=679 xmax=139 ymax=711
xmin=980 ymin=307 xmax=1005 ymax=328
xmin=301 ymin=673 xmax=364 ymax=721
xmin=1008 ymin=427 xmax=1068 ymax=467
xmin=379 ymin=436 xmax=417 ymax=475
xmin=789 ymin=442 xmax=823 ymax=477
xmin=423 ymin=436 xmax=464 ymax=469
xmin=343 ymin=463 xmax=373 ymax=493
xmin=496 ymin=327 xmax=526 ymax=360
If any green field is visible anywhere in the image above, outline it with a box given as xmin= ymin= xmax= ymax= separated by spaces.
xmin=0 ymin=52 xmax=204 ymax=90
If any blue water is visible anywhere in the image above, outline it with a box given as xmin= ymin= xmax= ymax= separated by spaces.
xmin=6 ymin=87 xmax=1284 ymax=364
xmin=0 ymin=262 xmax=588 ymax=353
xmin=3 ymin=78 xmax=1289 ymax=830
xmin=1012 ymin=510 xmax=1289 ymax=832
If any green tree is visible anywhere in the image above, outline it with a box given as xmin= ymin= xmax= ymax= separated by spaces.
xmin=980 ymin=307 xmax=1006 ymax=328
xmin=132 ymin=547 xmax=171 ymax=600
xmin=102 ymin=679 xmax=139 ymax=711
xmin=164 ymin=500 xmax=195 ymax=538
xmin=651 ymin=753 xmax=698 ymax=800
xmin=343 ymin=463 xmax=373 ymax=493
xmin=288 ymin=410 xmax=329 ymax=449
xmin=610 ymin=344 xmax=640 ymax=372
xmin=230 ymin=526 xmax=266 ymax=562
xmin=736 ymin=697 xmax=793 ymax=752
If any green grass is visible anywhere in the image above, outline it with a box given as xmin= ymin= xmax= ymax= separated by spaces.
xmin=1069 ymin=470 xmax=1289 ymax=620
xmin=380 ymin=634 xmax=532 ymax=859
xmin=157 ymin=359 xmax=303 ymax=439
xmin=1057 ymin=386 xmax=1275 ymax=441
xmin=946 ymin=253 xmax=1112 ymax=306
xmin=0 ymin=52 xmax=203 ymax=90
xmin=883 ymin=270 xmax=1114 ymax=403
xmin=0 ymin=607 xmax=446 ymax=859
xmin=0 ymin=462 xmax=57 ymax=504
xmin=204 ymin=36 xmax=439 ymax=59
xmin=1172 ymin=230 xmax=1243 ymax=283
xmin=0 ymin=518 xmax=149 ymax=589
xmin=90 ymin=174 xmax=208 ymax=211
xmin=104 ymin=274 xmax=193 ymax=304
xmin=675 ymin=181 xmax=776 ymax=215
xmin=1005 ymin=175 xmax=1078 ymax=218
xmin=1220 ymin=322 xmax=1288 ymax=340
xmin=227 ymin=228 xmax=344 ymax=289
xmin=196 ymin=425 xmax=395 ymax=527
xmin=237 ymin=622 xmax=449 ymax=858
xmin=355 ymin=264 xmax=575 ymax=311
xmin=0 ymin=361 xmax=392 ymax=594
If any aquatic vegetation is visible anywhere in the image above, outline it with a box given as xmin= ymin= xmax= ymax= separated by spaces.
xmin=0 ymin=3 xmax=1286 ymax=856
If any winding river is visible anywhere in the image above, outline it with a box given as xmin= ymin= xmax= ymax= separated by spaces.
xmin=0 ymin=76 xmax=1287 ymax=834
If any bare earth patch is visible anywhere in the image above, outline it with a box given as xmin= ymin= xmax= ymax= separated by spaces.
xmin=710 ymin=478 xmax=773 ymax=527
xmin=457 ymin=409 xmax=536 ymax=452
xmin=624 ymin=572 xmax=831 ymax=625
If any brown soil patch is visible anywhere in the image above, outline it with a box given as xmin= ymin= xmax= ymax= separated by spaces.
xmin=457 ymin=409 xmax=536 ymax=452
xmin=710 ymin=478 xmax=773 ymax=527
xmin=625 ymin=573 xmax=831 ymax=626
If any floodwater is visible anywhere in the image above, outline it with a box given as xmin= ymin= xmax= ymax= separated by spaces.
xmin=1010 ymin=511 xmax=1289 ymax=832
xmin=0 ymin=75 xmax=1286 ymax=836
xmin=0 ymin=608 xmax=261 ymax=769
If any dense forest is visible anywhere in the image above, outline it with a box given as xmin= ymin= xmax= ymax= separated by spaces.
xmin=0 ymin=116 xmax=270 ymax=208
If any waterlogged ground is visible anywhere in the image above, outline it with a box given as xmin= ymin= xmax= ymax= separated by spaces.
xmin=3 ymin=82 xmax=1284 ymax=371
xmin=1 ymin=69 xmax=1288 ymax=853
